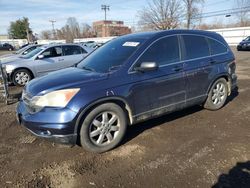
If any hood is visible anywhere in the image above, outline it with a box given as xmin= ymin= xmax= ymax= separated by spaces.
xmin=0 ymin=53 xmax=15 ymax=59
xmin=0 ymin=55 xmax=20 ymax=64
xmin=26 ymin=67 xmax=108 ymax=96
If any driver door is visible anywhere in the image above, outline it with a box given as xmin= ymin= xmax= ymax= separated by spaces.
xmin=130 ymin=35 xmax=186 ymax=119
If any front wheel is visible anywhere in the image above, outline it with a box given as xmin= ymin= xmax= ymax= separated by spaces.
xmin=204 ymin=78 xmax=228 ymax=110
xmin=80 ymin=103 xmax=127 ymax=153
xmin=12 ymin=69 xmax=32 ymax=86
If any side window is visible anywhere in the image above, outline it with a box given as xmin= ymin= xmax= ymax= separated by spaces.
xmin=41 ymin=46 xmax=62 ymax=58
xmin=136 ymin=36 xmax=180 ymax=67
xmin=182 ymin=35 xmax=210 ymax=60
xmin=63 ymin=46 xmax=84 ymax=56
xmin=207 ymin=38 xmax=228 ymax=55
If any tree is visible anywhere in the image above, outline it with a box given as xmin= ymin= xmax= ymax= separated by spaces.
xmin=234 ymin=0 xmax=250 ymax=27
xmin=41 ymin=30 xmax=52 ymax=40
xmin=182 ymin=0 xmax=204 ymax=29
xmin=138 ymin=0 xmax=182 ymax=31
xmin=8 ymin=17 xmax=33 ymax=40
xmin=40 ymin=18 xmax=97 ymax=41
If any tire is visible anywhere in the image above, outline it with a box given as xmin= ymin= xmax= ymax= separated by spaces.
xmin=204 ymin=78 xmax=228 ymax=110
xmin=9 ymin=48 xmax=12 ymax=51
xmin=12 ymin=69 xmax=32 ymax=86
xmin=80 ymin=103 xmax=127 ymax=153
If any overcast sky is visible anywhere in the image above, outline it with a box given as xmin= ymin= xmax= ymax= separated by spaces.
xmin=0 ymin=0 xmax=235 ymax=35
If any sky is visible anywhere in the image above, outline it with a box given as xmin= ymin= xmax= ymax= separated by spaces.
xmin=0 ymin=0 xmax=236 ymax=35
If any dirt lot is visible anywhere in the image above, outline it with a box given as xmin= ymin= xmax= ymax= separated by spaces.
xmin=0 ymin=48 xmax=249 ymax=188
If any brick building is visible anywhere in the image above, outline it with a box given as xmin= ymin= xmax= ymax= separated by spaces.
xmin=93 ymin=20 xmax=131 ymax=37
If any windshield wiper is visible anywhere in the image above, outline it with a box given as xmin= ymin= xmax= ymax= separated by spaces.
xmin=82 ymin=66 xmax=96 ymax=72
xmin=108 ymin=65 xmax=122 ymax=72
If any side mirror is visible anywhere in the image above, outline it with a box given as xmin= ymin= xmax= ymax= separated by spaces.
xmin=134 ymin=62 xmax=158 ymax=72
xmin=37 ymin=54 xmax=44 ymax=59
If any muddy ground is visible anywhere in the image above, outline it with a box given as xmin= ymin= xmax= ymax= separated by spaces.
xmin=0 ymin=48 xmax=249 ymax=188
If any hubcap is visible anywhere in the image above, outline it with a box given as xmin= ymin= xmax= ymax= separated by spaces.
xmin=211 ymin=82 xmax=226 ymax=105
xmin=89 ymin=112 xmax=120 ymax=146
xmin=15 ymin=72 xmax=30 ymax=85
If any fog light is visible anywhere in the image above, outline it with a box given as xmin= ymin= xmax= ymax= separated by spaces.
xmin=40 ymin=130 xmax=51 ymax=136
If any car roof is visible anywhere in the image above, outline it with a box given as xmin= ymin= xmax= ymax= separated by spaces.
xmin=41 ymin=43 xmax=83 ymax=48
xmin=120 ymin=29 xmax=224 ymax=43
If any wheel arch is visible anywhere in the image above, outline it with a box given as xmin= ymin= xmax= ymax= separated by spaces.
xmin=206 ymin=74 xmax=230 ymax=95
xmin=11 ymin=67 xmax=35 ymax=80
xmin=74 ymin=97 xmax=134 ymax=140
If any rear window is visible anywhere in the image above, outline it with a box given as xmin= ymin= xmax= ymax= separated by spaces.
xmin=207 ymin=38 xmax=228 ymax=55
xmin=63 ymin=45 xmax=86 ymax=56
xmin=182 ymin=35 xmax=210 ymax=60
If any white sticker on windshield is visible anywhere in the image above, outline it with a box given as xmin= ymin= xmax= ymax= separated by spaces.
xmin=122 ymin=42 xmax=140 ymax=47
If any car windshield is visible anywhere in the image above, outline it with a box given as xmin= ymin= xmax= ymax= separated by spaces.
xmin=15 ymin=45 xmax=30 ymax=54
xmin=244 ymin=36 xmax=250 ymax=41
xmin=21 ymin=47 xmax=43 ymax=59
xmin=77 ymin=36 xmax=146 ymax=73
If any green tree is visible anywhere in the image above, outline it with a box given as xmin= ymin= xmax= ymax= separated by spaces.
xmin=8 ymin=17 xmax=32 ymax=40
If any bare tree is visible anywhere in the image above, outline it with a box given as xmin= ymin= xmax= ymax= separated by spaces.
xmin=182 ymin=0 xmax=204 ymax=29
xmin=41 ymin=30 xmax=52 ymax=39
xmin=138 ymin=0 xmax=182 ymax=31
xmin=234 ymin=0 xmax=250 ymax=27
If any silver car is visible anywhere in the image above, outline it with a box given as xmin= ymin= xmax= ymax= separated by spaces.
xmin=3 ymin=44 xmax=92 ymax=86
xmin=0 ymin=44 xmax=41 ymax=63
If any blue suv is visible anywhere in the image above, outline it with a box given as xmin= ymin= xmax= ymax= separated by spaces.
xmin=16 ymin=30 xmax=237 ymax=153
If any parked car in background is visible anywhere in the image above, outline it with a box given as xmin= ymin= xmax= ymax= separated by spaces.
xmin=0 ymin=43 xmax=14 ymax=51
xmin=3 ymin=44 xmax=92 ymax=86
xmin=17 ymin=30 xmax=237 ymax=153
xmin=237 ymin=36 xmax=250 ymax=51
xmin=0 ymin=44 xmax=42 ymax=63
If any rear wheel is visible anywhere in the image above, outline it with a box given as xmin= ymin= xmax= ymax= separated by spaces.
xmin=80 ymin=103 xmax=127 ymax=153
xmin=204 ymin=78 xmax=228 ymax=110
xmin=12 ymin=69 xmax=32 ymax=86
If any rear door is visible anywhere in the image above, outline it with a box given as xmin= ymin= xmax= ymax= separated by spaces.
xmin=34 ymin=46 xmax=63 ymax=76
xmin=130 ymin=35 xmax=186 ymax=118
xmin=181 ymin=34 xmax=212 ymax=105
xmin=62 ymin=45 xmax=88 ymax=67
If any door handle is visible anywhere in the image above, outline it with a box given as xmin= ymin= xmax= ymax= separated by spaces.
xmin=172 ymin=66 xmax=183 ymax=72
xmin=58 ymin=58 xmax=64 ymax=61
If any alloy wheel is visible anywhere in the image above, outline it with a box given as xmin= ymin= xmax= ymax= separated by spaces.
xmin=89 ymin=111 xmax=120 ymax=146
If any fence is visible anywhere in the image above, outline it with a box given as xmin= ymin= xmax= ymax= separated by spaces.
xmin=74 ymin=36 xmax=117 ymax=43
xmin=208 ymin=27 xmax=250 ymax=46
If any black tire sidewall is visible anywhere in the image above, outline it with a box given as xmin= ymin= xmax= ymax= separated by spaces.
xmin=205 ymin=78 xmax=228 ymax=110
xmin=80 ymin=103 xmax=127 ymax=153
xmin=12 ymin=69 xmax=31 ymax=86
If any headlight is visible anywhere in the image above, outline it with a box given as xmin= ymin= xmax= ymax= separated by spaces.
xmin=5 ymin=65 xmax=15 ymax=73
xmin=31 ymin=88 xmax=80 ymax=108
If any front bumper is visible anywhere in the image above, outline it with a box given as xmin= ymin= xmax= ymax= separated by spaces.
xmin=16 ymin=100 xmax=78 ymax=145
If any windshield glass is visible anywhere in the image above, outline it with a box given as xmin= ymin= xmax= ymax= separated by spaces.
xmin=21 ymin=47 xmax=43 ymax=59
xmin=77 ymin=36 xmax=146 ymax=73
xmin=15 ymin=45 xmax=30 ymax=54
xmin=244 ymin=36 xmax=250 ymax=41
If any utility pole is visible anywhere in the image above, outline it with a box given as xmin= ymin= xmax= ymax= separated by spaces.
xmin=101 ymin=5 xmax=110 ymax=21
xmin=101 ymin=5 xmax=110 ymax=37
xmin=49 ymin=20 xmax=56 ymax=39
